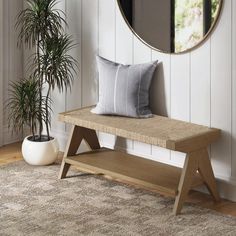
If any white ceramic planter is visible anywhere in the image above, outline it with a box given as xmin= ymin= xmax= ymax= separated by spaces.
xmin=22 ymin=136 xmax=59 ymax=165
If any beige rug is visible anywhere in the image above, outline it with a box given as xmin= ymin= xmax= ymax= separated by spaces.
xmin=0 ymin=161 xmax=236 ymax=236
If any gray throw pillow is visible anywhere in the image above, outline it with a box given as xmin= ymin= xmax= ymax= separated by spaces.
xmin=91 ymin=56 xmax=158 ymax=118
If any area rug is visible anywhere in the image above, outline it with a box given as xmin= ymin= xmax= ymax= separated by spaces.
xmin=0 ymin=161 xmax=236 ymax=236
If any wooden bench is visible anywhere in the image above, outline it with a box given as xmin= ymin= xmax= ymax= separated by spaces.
xmin=58 ymin=106 xmax=221 ymax=215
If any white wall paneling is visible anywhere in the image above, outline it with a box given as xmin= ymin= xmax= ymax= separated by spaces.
xmin=3 ymin=0 xmax=10 ymax=129
xmin=0 ymin=0 xmax=3 ymax=146
xmin=2 ymin=0 xmax=10 ymax=146
xmin=51 ymin=0 xmax=67 ymax=150
xmin=51 ymin=0 xmax=236 ymax=201
xmin=97 ymin=0 xmax=116 ymax=149
xmin=115 ymin=3 xmax=133 ymax=65
xmin=151 ymin=49 xmax=171 ymax=164
xmin=210 ymin=0 xmax=232 ymax=180
xmin=81 ymin=0 xmax=99 ymax=107
xmin=64 ymin=0 xmax=85 ymax=152
xmin=0 ymin=0 xmax=23 ymax=146
xmin=190 ymin=41 xmax=211 ymax=127
xmin=232 ymin=0 xmax=236 ymax=179
xmin=170 ymin=54 xmax=190 ymax=167
xmin=50 ymin=0 xmax=99 ymax=150
xmin=66 ymin=0 xmax=82 ymax=114
xmin=113 ymin=1 xmax=134 ymax=150
xmin=132 ymin=37 xmax=152 ymax=156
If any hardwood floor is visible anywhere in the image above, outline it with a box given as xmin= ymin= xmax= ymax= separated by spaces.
xmin=1 ymin=142 xmax=236 ymax=216
xmin=0 ymin=142 xmax=23 ymax=165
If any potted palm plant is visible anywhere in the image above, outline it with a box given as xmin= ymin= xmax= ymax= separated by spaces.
xmin=8 ymin=0 xmax=77 ymax=165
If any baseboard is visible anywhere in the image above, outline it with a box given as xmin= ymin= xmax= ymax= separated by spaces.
xmin=195 ymin=179 xmax=236 ymax=202
xmin=54 ymin=130 xmax=236 ymax=202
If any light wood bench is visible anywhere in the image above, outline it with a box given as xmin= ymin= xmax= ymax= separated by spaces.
xmin=58 ymin=106 xmax=221 ymax=215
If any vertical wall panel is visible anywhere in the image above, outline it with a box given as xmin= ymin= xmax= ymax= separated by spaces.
xmin=113 ymin=1 xmax=134 ymax=150
xmin=133 ymin=38 xmax=152 ymax=64
xmin=81 ymin=0 xmax=99 ymax=106
xmin=150 ymin=51 xmax=171 ymax=117
xmin=0 ymin=0 xmax=3 ymax=146
xmin=66 ymin=0 xmax=82 ymax=112
xmin=2 ymin=0 xmax=9 ymax=136
xmin=211 ymin=0 xmax=232 ymax=178
xmin=2 ymin=0 xmax=23 ymax=145
xmin=51 ymin=0 xmax=67 ymax=141
xmin=191 ymin=41 xmax=211 ymax=126
xmin=170 ymin=54 xmax=190 ymax=122
xmin=115 ymin=3 xmax=133 ymax=65
xmin=99 ymin=0 xmax=116 ymax=61
xmin=98 ymin=0 xmax=116 ymax=148
xmin=232 ymin=0 xmax=236 ymax=178
xmin=133 ymin=38 xmax=152 ymax=156
xmin=63 ymin=0 xmax=83 ymax=149
xmin=151 ymin=50 xmax=171 ymax=163
xmin=52 ymin=0 xmax=83 ymax=150
xmin=170 ymin=54 xmax=190 ymax=166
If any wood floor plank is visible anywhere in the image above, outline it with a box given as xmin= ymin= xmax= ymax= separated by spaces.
xmin=0 ymin=142 xmax=23 ymax=165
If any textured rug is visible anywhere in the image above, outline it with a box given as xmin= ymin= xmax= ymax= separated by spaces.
xmin=0 ymin=161 xmax=236 ymax=236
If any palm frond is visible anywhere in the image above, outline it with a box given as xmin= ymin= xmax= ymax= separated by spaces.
xmin=35 ymin=34 xmax=78 ymax=92
xmin=7 ymin=79 xmax=47 ymax=138
xmin=16 ymin=0 xmax=65 ymax=48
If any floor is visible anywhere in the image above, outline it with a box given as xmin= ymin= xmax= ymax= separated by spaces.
xmin=1 ymin=142 xmax=236 ymax=217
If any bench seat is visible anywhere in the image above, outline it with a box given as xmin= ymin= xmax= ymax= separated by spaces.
xmin=58 ymin=107 xmax=220 ymax=152
xmin=58 ymin=106 xmax=221 ymax=215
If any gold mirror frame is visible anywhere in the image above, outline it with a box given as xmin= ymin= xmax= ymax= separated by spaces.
xmin=117 ymin=0 xmax=224 ymax=54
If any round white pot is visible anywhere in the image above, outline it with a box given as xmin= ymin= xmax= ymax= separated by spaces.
xmin=22 ymin=136 xmax=59 ymax=165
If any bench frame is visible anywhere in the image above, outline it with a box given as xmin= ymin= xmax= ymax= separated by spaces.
xmin=59 ymin=125 xmax=220 ymax=215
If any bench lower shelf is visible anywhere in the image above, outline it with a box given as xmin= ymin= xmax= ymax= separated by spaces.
xmin=65 ymin=148 xmax=203 ymax=196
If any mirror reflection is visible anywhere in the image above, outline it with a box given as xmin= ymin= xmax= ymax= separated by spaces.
xmin=118 ymin=0 xmax=222 ymax=53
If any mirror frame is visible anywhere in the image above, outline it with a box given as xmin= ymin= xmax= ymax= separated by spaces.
xmin=117 ymin=0 xmax=224 ymax=54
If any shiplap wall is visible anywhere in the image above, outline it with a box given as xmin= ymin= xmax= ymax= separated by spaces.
xmin=52 ymin=0 xmax=236 ymax=201
xmin=0 ymin=0 xmax=4 ymax=146
xmin=0 ymin=0 xmax=23 ymax=146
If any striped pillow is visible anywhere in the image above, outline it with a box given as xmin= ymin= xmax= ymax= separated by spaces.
xmin=91 ymin=56 xmax=158 ymax=118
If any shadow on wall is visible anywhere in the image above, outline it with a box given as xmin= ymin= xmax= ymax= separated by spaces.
xmin=115 ymin=137 xmax=128 ymax=150
xmin=150 ymin=62 xmax=168 ymax=117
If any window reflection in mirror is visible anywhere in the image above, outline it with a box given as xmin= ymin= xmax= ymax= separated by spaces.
xmin=118 ymin=0 xmax=222 ymax=53
xmin=175 ymin=0 xmax=220 ymax=53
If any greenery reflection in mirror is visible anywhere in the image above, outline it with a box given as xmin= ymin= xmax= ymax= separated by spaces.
xmin=118 ymin=0 xmax=222 ymax=53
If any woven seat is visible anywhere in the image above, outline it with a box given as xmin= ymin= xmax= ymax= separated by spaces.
xmin=59 ymin=106 xmax=220 ymax=152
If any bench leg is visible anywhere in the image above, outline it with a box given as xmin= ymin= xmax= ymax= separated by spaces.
xmin=58 ymin=125 xmax=100 ymax=179
xmin=59 ymin=161 xmax=71 ymax=179
xmin=198 ymin=149 xmax=220 ymax=202
xmin=173 ymin=151 xmax=199 ymax=215
xmin=173 ymin=148 xmax=220 ymax=215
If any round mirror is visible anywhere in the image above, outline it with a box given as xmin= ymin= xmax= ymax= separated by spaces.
xmin=117 ymin=0 xmax=223 ymax=54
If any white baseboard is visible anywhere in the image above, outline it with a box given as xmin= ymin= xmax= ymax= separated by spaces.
xmin=53 ymin=129 xmax=236 ymax=202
